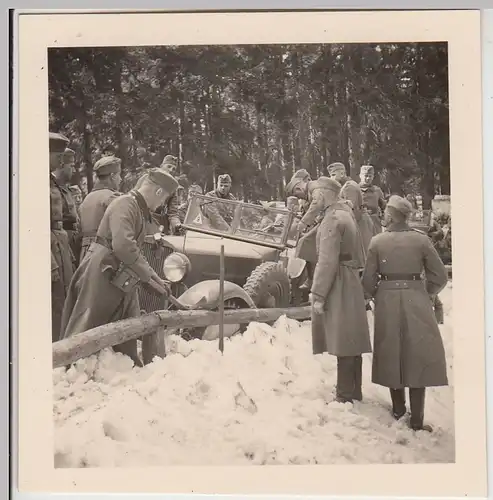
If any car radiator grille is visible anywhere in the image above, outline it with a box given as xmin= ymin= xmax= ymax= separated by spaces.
xmin=139 ymin=242 xmax=174 ymax=313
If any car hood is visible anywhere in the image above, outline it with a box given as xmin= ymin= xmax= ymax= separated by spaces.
xmin=163 ymin=231 xmax=279 ymax=260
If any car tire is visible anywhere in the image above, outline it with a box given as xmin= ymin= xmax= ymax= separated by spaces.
xmin=243 ymin=262 xmax=291 ymax=309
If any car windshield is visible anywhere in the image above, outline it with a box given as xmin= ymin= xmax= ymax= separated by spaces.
xmin=182 ymin=194 xmax=299 ymax=249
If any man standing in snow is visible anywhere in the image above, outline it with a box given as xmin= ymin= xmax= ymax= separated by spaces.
xmin=60 ymin=168 xmax=179 ymax=367
xmin=362 ymin=195 xmax=448 ymax=432
xmin=309 ymin=178 xmax=372 ymax=404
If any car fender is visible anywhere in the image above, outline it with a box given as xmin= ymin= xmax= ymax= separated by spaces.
xmin=176 ymin=280 xmax=257 ymax=310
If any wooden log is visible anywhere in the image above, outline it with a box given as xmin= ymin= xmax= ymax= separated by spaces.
xmin=52 ymin=306 xmax=312 ymax=369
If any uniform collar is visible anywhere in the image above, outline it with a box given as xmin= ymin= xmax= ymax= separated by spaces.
xmin=92 ymin=180 xmax=116 ymax=192
xmin=386 ymin=221 xmax=411 ymax=232
xmin=130 ymin=190 xmax=152 ymax=222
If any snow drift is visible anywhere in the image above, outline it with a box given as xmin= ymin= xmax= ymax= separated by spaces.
xmin=53 ymin=283 xmax=454 ymax=467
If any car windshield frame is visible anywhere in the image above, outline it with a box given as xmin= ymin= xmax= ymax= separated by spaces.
xmin=181 ymin=194 xmax=299 ymax=250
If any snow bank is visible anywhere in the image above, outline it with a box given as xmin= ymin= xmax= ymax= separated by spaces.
xmin=53 ymin=282 xmax=455 ymax=467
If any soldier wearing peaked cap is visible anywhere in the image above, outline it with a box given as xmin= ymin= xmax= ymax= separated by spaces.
xmin=362 ymin=195 xmax=448 ymax=432
xmin=49 ymin=132 xmax=76 ymax=342
xmin=310 ymin=177 xmax=372 ymax=404
xmin=60 ymin=168 xmax=180 ymax=367
xmin=78 ymin=155 xmax=123 ymax=262
xmin=359 ymin=165 xmax=387 ymax=235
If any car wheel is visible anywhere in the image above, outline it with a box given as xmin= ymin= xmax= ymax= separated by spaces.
xmin=186 ymin=298 xmax=251 ymax=342
xmin=243 ymin=262 xmax=291 ymax=309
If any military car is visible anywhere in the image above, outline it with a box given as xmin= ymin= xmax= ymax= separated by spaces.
xmin=139 ymin=194 xmax=303 ymax=341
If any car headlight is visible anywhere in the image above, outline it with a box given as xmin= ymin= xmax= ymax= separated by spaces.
xmin=162 ymin=252 xmax=191 ymax=283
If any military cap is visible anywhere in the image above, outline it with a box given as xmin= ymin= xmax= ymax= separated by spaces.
xmin=285 ymin=177 xmax=306 ymax=197
xmin=49 ymin=132 xmax=69 ymax=153
xmin=327 ymin=162 xmax=346 ymax=175
xmin=292 ymin=169 xmax=311 ymax=181
xmin=93 ymin=155 xmax=122 ymax=176
xmin=218 ymin=174 xmax=232 ymax=184
xmin=148 ymin=168 xmax=179 ymax=194
xmin=360 ymin=165 xmax=374 ymax=175
xmin=162 ymin=155 xmax=178 ymax=167
xmin=387 ymin=195 xmax=413 ymax=218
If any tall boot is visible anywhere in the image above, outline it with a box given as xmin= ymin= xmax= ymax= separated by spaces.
xmin=335 ymin=356 xmax=355 ymax=403
xmin=389 ymin=388 xmax=406 ymax=420
xmin=409 ymin=388 xmax=433 ymax=432
xmin=352 ymin=355 xmax=363 ymax=401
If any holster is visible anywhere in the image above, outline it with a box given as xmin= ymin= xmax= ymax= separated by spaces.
xmin=103 ymin=260 xmax=141 ymax=294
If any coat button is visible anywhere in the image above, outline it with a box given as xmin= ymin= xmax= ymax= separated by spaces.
xmin=124 ymin=281 xmax=129 ymax=286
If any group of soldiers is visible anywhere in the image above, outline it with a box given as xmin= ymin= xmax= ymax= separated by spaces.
xmin=281 ymin=162 xmax=449 ymax=433
xmin=49 ymin=131 xmax=238 ymax=364
xmin=50 ymin=129 xmax=449 ymax=432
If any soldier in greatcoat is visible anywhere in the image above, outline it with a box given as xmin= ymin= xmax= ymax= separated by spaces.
xmin=78 ymin=156 xmax=122 ymax=263
xmin=362 ymin=195 xmax=448 ymax=432
xmin=309 ymin=178 xmax=372 ymax=404
xmin=326 ymin=162 xmax=371 ymax=269
xmin=50 ymin=132 xmax=76 ymax=342
xmin=60 ymin=168 xmax=179 ymax=367
xmin=359 ymin=165 xmax=386 ymax=235
xmin=285 ymin=173 xmax=336 ymax=290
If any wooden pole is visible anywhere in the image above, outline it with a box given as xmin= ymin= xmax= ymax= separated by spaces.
xmin=52 ymin=306 xmax=311 ymax=369
xmin=218 ymin=244 xmax=225 ymax=353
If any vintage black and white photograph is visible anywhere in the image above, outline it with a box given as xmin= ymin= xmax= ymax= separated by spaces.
xmin=49 ymin=39 xmax=455 ymax=468
xmin=16 ymin=9 xmax=486 ymax=497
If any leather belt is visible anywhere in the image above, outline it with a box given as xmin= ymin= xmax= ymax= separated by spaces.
xmin=51 ymin=221 xmax=63 ymax=230
xmin=380 ymin=273 xmax=422 ymax=281
xmin=95 ymin=235 xmax=112 ymax=250
xmin=63 ymin=221 xmax=77 ymax=231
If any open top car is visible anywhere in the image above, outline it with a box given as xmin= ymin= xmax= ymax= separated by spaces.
xmin=139 ymin=194 xmax=302 ymax=341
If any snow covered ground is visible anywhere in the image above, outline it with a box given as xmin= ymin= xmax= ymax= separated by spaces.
xmin=53 ymin=282 xmax=454 ymax=468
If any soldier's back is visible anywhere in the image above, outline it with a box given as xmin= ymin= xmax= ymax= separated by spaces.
xmin=371 ymin=228 xmax=429 ymax=274
xmin=80 ymin=188 xmax=120 ymax=236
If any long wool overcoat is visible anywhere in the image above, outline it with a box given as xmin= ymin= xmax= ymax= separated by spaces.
xmin=310 ymin=202 xmax=372 ymax=357
xmin=362 ymin=222 xmax=449 ymax=389
xmin=60 ymin=191 xmax=161 ymax=360
xmin=340 ymin=178 xmax=369 ymax=267
xmin=296 ymin=177 xmax=341 ymax=264
xmin=50 ymin=174 xmax=75 ymax=342
xmin=78 ymin=180 xmax=121 ymax=262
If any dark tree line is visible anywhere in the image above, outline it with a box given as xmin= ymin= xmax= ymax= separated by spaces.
xmin=48 ymin=42 xmax=449 ymax=208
